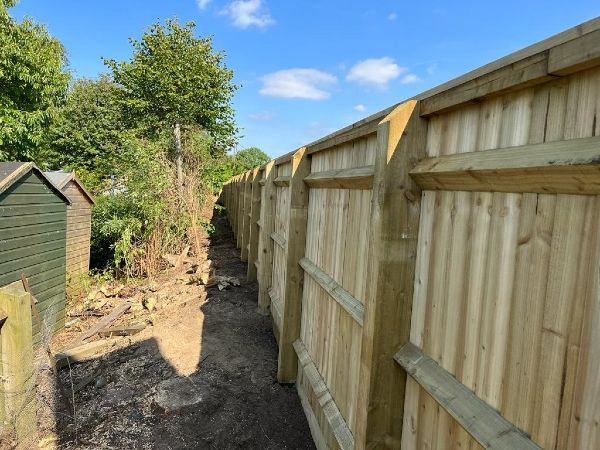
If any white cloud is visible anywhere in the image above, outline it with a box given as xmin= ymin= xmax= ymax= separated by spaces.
xmin=388 ymin=12 xmax=397 ymax=21
xmin=222 ymin=0 xmax=275 ymax=29
xmin=400 ymin=74 xmax=420 ymax=84
xmin=249 ymin=110 xmax=275 ymax=121
xmin=427 ymin=63 xmax=437 ymax=75
xmin=354 ymin=104 xmax=366 ymax=112
xmin=196 ymin=0 xmax=211 ymax=10
xmin=346 ymin=57 xmax=405 ymax=87
xmin=259 ymin=69 xmax=337 ymax=100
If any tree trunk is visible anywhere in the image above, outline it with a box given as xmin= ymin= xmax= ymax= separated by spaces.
xmin=174 ymin=122 xmax=183 ymax=185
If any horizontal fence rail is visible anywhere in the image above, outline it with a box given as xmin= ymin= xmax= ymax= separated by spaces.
xmin=219 ymin=17 xmax=600 ymax=450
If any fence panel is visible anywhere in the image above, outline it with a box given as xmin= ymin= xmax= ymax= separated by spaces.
xmin=402 ymin=65 xmax=600 ymax=450
xmin=219 ymin=18 xmax=600 ymax=450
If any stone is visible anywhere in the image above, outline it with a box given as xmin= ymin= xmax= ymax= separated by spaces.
xmin=95 ymin=376 xmax=108 ymax=389
xmin=153 ymin=377 xmax=210 ymax=413
xmin=143 ymin=297 xmax=157 ymax=312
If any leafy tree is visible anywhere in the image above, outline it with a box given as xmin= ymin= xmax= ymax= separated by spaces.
xmin=44 ymin=76 xmax=131 ymax=191
xmin=0 ymin=0 xmax=70 ymax=161
xmin=104 ymin=19 xmax=238 ymax=183
xmin=233 ymin=146 xmax=270 ymax=173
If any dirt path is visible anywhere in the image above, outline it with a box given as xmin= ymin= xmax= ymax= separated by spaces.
xmin=37 ymin=209 xmax=315 ymax=449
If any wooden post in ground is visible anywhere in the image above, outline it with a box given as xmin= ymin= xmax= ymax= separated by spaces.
xmin=0 ymin=282 xmax=37 ymax=446
xmin=233 ymin=177 xmax=239 ymax=234
xmin=354 ymin=100 xmax=427 ymax=449
xmin=228 ymin=180 xmax=235 ymax=233
xmin=234 ymin=175 xmax=241 ymax=239
xmin=277 ymin=147 xmax=310 ymax=383
xmin=229 ymin=177 xmax=237 ymax=237
xmin=247 ymin=167 xmax=262 ymax=281
xmin=257 ymin=161 xmax=276 ymax=314
xmin=236 ymin=173 xmax=246 ymax=250
xmin=241 ymin=171 xmax=252 ymax=262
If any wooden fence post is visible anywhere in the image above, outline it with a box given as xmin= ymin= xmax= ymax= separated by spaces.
xmin=241 ymin=171 xmax=253 ymax=262
xmin=277 ymin=147 xmax=310 ymax=383
xmin=247 ymin=167 xmax=262 ymax=281
xmin=257 ymin=161 xmax=276 ymax=314
xmin=355 ymin=100 xmax=427 ymax=449
xmin=232 ymin=178 xmax=237 ymax=232
xmin=236 ymin=173 xmax=246 ymax=250
xmin=0 ymin=282 xmax=37 ymax=446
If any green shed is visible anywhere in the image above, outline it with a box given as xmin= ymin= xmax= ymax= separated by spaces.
xmin=0 ymin=162 xmax=70 ymax=344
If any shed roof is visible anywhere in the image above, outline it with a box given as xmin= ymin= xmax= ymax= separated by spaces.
xmin=0 ymin=162 xmax=71 ymax=204
xmin=44 ymin=170 xmax=95 ymax=205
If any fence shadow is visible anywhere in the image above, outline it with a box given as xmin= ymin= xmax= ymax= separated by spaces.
xmin=46 ymin=207 xmax=314 ymax=449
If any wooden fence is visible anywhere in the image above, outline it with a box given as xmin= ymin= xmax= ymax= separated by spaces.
xmin=220 ymin=17 xmax=600 ymax=450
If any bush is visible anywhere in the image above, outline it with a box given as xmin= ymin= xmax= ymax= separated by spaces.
xmin=90 ymin=138 xmax=200 ymax=278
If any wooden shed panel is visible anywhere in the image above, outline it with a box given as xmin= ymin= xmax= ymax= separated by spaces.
xmin=1 ymin=229 xmax=65 ymax=253
xmin=0 ymin=171 xmax=67 ymax=343
xmin=0 ymin=211 xmax=66 ymax=229
xmin=62 ymin=180 xmax=92 ymax=278
xmin=0 ymin=203 xmax=66 ymax=218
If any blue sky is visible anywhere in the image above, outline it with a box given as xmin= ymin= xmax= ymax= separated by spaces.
xmin=10 ymin=1 xmax=600 ymax=158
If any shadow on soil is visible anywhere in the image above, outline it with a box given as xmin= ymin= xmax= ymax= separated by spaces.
xmin=50 ymin=208 xmax=315 ymax=449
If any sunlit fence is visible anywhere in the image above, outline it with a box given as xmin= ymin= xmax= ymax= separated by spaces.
xmin=221 ymin=17 xmax=600 ymax=450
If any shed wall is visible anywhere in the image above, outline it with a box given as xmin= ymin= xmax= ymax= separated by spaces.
xmin=63 ymin=180 xmax=92 ymax=278
xmin=0 ymin=171 xmax=67 ymax=343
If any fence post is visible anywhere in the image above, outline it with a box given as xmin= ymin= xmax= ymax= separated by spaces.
xmin=0 ymin=282 xmax=37 ymax=446
xmin=257 ymin=161 xmax=276 ymax=314
xmin=236 ymin=173 xmax=245 ymax=250
xmin=232 ymin=178 xmax=237 ymax=233
xmin=277 ymin=147 xmax=310 ymax=383
xmin=241 ymin=171 xmax=253 ymax=262
xmin=355 ymin=100 xmax=427 ymax=449
xmin=247 ymin=167 xmax=262 ymax=281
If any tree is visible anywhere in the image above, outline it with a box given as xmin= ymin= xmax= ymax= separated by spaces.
xmin=44 ymin=76 xmax=131 ymax=191
xmin=104 ymin=19 xmax=238 ymax=183
xmin=0 ymin=0 xmax=70 ymax=161
xmin=233 ymin=147 xmax=270 ymax=173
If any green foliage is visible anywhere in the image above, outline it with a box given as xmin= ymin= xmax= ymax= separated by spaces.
xmin=0 ymin=9 xmax=261 ymax=279
xmin=104 ymin=19 xmax=238 ymax=153
xmin=0 ymin=2 xmax=70 ymax=161
xmin=43 ymin=76 xmax=131 ymax=191
xmin=90 ymin=139 xmax=179 ymax=274
xmin=232 ymin=146 xmax=270 ymax=173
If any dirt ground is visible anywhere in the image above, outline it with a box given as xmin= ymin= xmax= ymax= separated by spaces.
xmin=34 ymin=207 xmax=315 ymax=449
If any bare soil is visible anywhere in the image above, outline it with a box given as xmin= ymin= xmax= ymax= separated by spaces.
xmin=35 ymin=207 xmax=315 ymax=449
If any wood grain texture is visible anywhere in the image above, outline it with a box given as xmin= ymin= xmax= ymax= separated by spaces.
xmin=299 ymin=257 xmax=364 ymax=325
xmin=274 ymin=176 xmax=291 ymax=187
xmin=395 ymin=343 xmax=541 ymax=450
xmin=247 ymin=167 xmax=262 ymax=281
xmin=257 ymin=161 xmax=275 ymax=314
xmin=294 ymin=339 xmax=354 ymax=450
xmin=549 ymin=28 xmax=600 ymax=75
xmin=355 ymin=100 xmax=427 ymax=449
xmin=277 ymin=148 xmax=310 ymax=383
xmin=303 ymin=165 xmax=374 ymax=190
xmin=411 ymin=136 xmax=600 ymax=194
xmin=271 ymin=231 xmax=287 ymax=250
